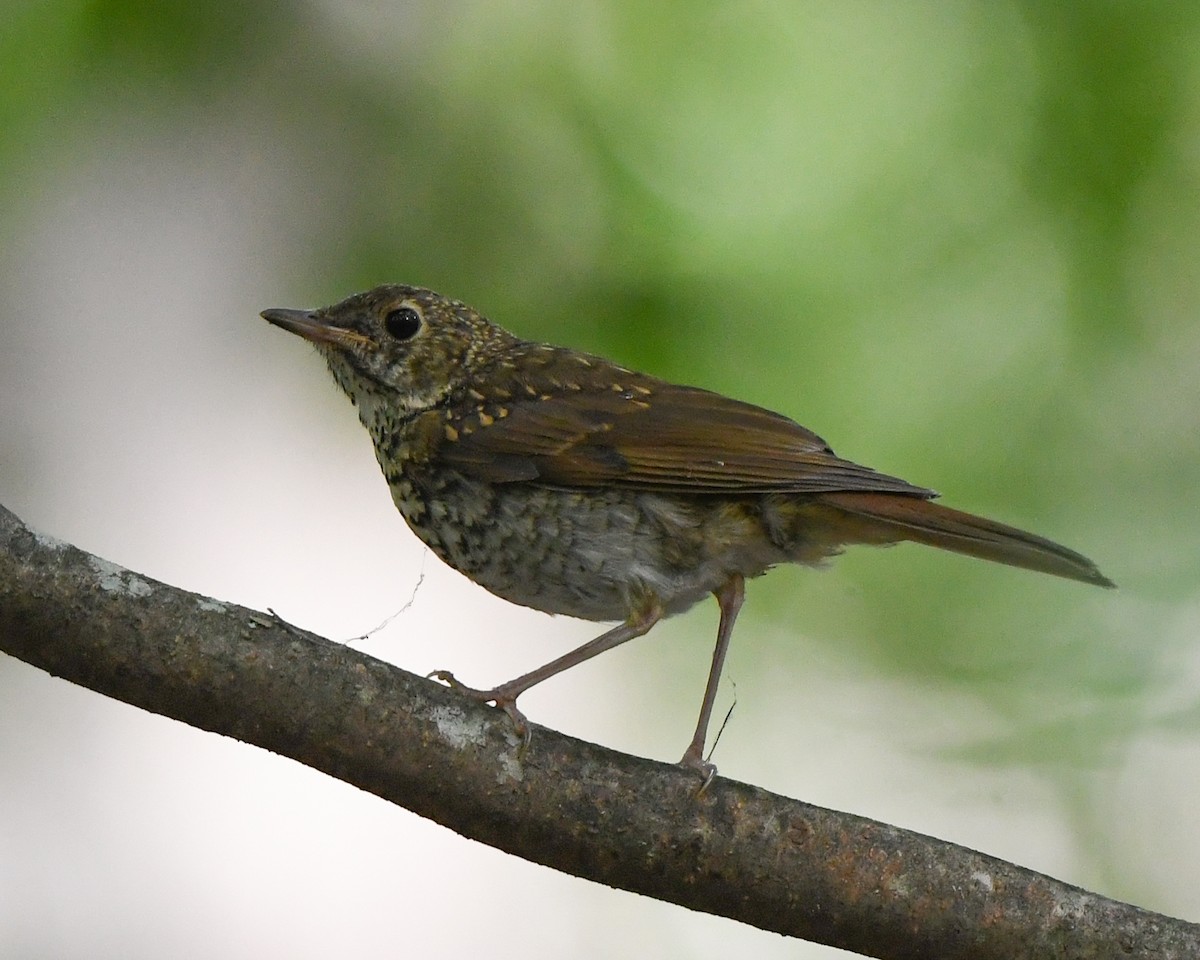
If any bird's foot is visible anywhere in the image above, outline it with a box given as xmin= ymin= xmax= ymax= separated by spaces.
xmin=678 ymin=745 xmax=718 ymax=793
xmin=428 ymin=670 xmax=532 ymax=753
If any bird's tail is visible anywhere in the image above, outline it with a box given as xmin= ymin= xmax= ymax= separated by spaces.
xmin=819 ymin=491 xmax=1114 ymax=588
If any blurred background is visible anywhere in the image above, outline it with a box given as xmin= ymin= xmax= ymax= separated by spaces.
xmin=2 ymin=2 xmax=1198 ymax=957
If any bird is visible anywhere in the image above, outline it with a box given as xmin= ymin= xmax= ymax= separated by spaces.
xmin=263 ymin=284 xmax=1113 ymax=776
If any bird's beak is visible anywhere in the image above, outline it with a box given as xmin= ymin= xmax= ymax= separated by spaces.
xmin=261 ymin=308 xmax=374 ymax=348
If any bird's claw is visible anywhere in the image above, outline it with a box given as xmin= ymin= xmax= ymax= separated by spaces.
xmin=427 ymin=670 xmax=532 ymax=753
xmin=678 ymin=748 xmax=718 ymax=793
xmin=500 ymin=703 xmax=534 ymax=756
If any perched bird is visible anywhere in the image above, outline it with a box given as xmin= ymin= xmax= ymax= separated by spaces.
xmin=263 ymin=284 xmax=1113 ymax=775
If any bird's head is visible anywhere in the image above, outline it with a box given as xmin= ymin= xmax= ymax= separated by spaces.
xmin=262 ymin=284 xmax=517 ymax=429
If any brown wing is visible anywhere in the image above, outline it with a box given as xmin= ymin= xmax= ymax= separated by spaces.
xmin=435 ymin=351 xmax=933 ymax=498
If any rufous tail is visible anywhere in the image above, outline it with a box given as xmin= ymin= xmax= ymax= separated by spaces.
xmin=820 ymin=491 xmax=1114 ymax=588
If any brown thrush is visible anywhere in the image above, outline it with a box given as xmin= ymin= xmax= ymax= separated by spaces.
xmin=263 ymin=284 xmax=1113 ymax=775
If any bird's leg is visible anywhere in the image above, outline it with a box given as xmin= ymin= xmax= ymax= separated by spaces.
xmin=431 ymin=600 xmax=663 ymax=744
xmin=678 ymin=574 xmax=745 ymax=780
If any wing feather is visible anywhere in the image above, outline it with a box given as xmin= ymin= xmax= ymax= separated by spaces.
xmin=435 ymin=352 xmax=933 ymax=498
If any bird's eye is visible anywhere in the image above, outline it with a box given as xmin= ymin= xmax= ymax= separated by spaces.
xmin=383 ymin=306 xmax=422 ymax=340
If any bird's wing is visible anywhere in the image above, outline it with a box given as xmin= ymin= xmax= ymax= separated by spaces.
xmin=432 ymin=355 xmax=933 ymax=498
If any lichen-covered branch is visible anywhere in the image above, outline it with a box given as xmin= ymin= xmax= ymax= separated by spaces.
xmin=0 ymin=503 xmax=1194 ymax=959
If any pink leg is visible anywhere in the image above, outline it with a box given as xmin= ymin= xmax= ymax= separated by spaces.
xmin=678 ymin=574 xmax=745 ymax=779
xmin=432 ymin=601 xmax=663 ymax=741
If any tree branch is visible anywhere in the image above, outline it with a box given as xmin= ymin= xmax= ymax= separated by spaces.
xmin=0 ymin=503 xmax=1194 ymax=959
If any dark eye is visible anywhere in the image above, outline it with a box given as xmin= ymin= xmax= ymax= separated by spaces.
xmin=383 ymin=306 xmax=422 ymax=340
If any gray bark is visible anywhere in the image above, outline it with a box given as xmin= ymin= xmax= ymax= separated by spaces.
xmin=0 ymin=503 xmax=1195 ymax=959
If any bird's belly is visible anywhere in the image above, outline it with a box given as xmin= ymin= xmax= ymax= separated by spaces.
xmin=391 ymin=474 xmax=787 ymax=622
